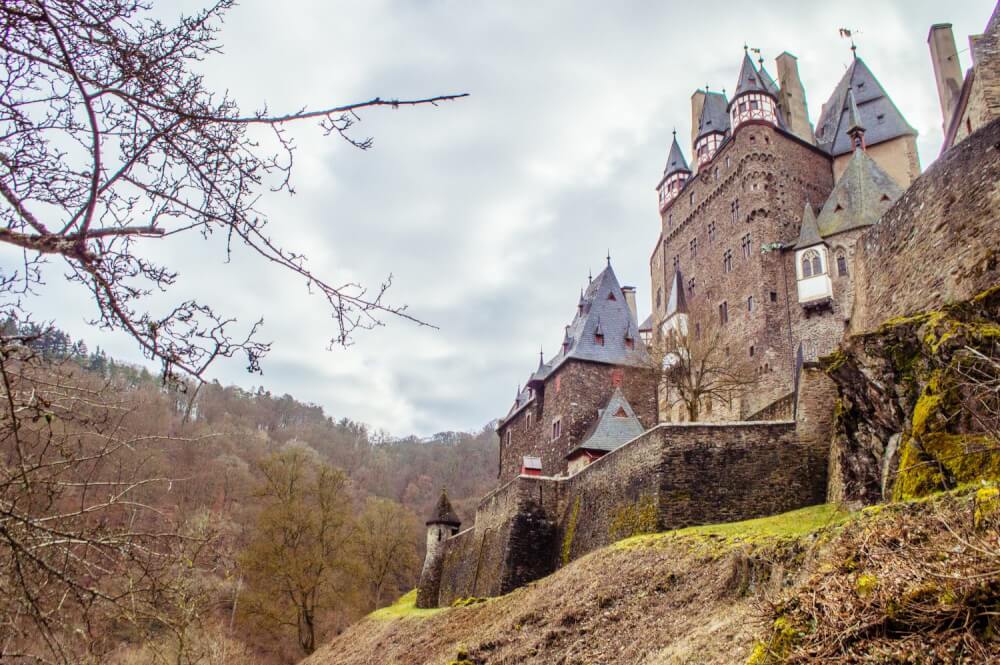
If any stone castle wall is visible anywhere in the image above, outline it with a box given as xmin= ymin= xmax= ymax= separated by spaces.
xmin=422 ymin=395 xmax=831 ymax=607
xmin=852 ymin=117 xmax=1000 ymax=333
xmin=497 ymin=359 xmax=657 ymax=483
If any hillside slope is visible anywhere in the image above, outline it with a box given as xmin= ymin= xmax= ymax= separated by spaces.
xmin=306 ymin=488 xmax=999 ymax=664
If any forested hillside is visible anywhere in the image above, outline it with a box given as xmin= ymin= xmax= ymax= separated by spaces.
xmin=1 ymin=324 xmax=498 ymax=663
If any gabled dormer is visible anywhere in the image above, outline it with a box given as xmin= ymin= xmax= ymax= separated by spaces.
xmin=794 ymin=201 xmax=832 ymax=307
xmin=729 ymin=50 xmax=779 ymax=133
xmin=656 ymin=131 xmax=691 ymax=212
xmin=694 ymin=91 xmax=730 ymax=168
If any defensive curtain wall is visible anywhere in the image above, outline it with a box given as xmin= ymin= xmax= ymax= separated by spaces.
xmin=851 ymin=117 xmax=1000 ymax=334
xmin=418 ymin=366 xmax=836 ymax=608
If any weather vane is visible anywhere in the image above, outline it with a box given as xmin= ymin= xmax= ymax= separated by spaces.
xmin=839 ymin=28 xmax=862 ymax=58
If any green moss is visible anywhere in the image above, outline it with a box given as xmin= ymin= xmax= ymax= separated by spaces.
xmin=821 ymin=348 xmax=849 ymax=374
xmin=561 ymin=496 xmax=581 ymax=566
xmin=746 ymin=616 xmax=800 ymax=664
xmin=893 ymin=436 xmax=946 ymax=501
xmin=855 ymin=574 xmax=879 ymax=597
xmin=896 ymin=432 xmax=1000 ymax=501
xmin=450 ymin=597 xmax=487 ymax=608
xmin=608 ymin=494 xmax=658 ymax=541
xmin=368 ymin=590 xmax=446 ymax=620
xmin=616 ymin=503 xmax=851 ymax=552
xmin=974 ymin=486 xmax=1000 ymax=529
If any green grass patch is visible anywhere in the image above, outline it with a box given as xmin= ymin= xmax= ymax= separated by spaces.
xmin=368 ymin=590 xmax=446 ymax=620
xmin=615 ymin=503 xmax=852 ymax=551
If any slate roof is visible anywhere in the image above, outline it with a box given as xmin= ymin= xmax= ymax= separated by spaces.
xmin=696 ymin=92 xmax=730 ymax=139
xmin=427 ymin=489 xmax=461 ymax=527
xmin=567 ymin=388 xmax=645 ymax=457
xmin=733 ymin=51 xmax=773 ymax=99
xmin=794 ymin=201 xmax=823 ymax=249
xmin=758 ymin=63 xmax=780 ymax=97
xmin=638 ymin=314 xmax=653 ymax=333
xmin=845 ymin=88 xmax=865 ymax=136
xmin=665 ymin=268 xmax=688 ymax=318
xmin=815 ymin=147 xmax=903 ymax=238
xmin=663 ymin=133 xmax=691 ymax=176
xmin=501 ymin=263 xmax=649 ymax=425
xmin=814 ymin=57 xmax=916 ymax=157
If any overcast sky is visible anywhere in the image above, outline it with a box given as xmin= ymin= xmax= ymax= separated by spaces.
xmin=11 ymin=0 xmax=995 ymax=437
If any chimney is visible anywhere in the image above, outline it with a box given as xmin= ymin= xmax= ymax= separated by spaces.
xmin=621 ymin=286 xmax=638 ymax=323
xmin=927 ymin=24 xmax=963 ymax=134
xmin=776 ymin=52 xmax=815 ymax=144
xmin=690 ymin=89 xmax=706 ymax=162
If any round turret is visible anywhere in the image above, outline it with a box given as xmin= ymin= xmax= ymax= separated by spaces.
xmin=729 ymin=50 xmax=779 ymax=132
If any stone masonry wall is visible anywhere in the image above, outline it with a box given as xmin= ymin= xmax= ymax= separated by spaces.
xmin=426 ymin=400 xmax=833 ymax=606
xmin=852 ymin=117 xmax=1000 ymax=333
xmin=497 ymin=359 xmax=657 ymax=483
xmin=650 ymin=123 xmax=835 ymax=418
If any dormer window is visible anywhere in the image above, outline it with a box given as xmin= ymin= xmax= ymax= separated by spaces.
xmin=625 ymin=337 xmax=634 ymax=350
xmin=607 ymin=292 xmax=616 ymax=301
xmin=801 ymin=249 xmax=823 ymax=278
xmin=595 ymin=332 xmax=604 ymax=346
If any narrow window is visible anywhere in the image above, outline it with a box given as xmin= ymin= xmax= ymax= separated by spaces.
xmin=689 ymin=191 xmax=695 ymax=205
xmin=770 ymin=291 xmax=777 ymax=302
xmin=695 ymin=322 xmax=701 ymax=339
xmin=723 ymin=249 xmax=733 ymax=273
xmin=801 ymin=254 xmax=813 ymax=278
xmin=595 ymin=332 xmax=605 ymax=346
xmin=719 ymin=301 xmax=729 ymax=325
xmin=812 ymin=254 xmax=822 ymax=275
xmin=673 ymin=255 xmax=680 ymax=270
xmin=837 ymin=253 xmax=848 ymax=277
xmin=656 ymin=287 xmax=662 ymax=309
xmin=749 ymin=346 xmax=755 ymax=357
xmin=725 ymin=156 xmax=731 ymax=169
xmin=551 ymin=418 xmax=562 ymax=440
xmin=687 ymin=277 xmax=695 ymax=296
xmin=747 ymin=295 xmax=754 ymax=312
xmin=526 ymin=412 xmax=532 ymax=429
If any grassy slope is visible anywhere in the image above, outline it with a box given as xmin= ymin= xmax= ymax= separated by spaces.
xmin=305 ymin=490 xmax=998 ymax=665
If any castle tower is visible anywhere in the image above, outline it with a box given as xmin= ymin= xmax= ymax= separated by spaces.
xmin=729 ymin=50 xmax=780 ymax=132
xmin=656 ymin=132 xmax=692 ymax=212
xmin=421 ymin=489 xmax=461 ymax=576
xmin=927 ymin=24 xmax=964 ymax=135
xmin=793 ymin=202 xmax=832 ymax=307
xmin=693 ymin=92 xmax=730 ymax=168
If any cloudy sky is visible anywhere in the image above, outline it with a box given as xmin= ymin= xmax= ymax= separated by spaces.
xmin=10 ymin=0 xmax=995 ymax=437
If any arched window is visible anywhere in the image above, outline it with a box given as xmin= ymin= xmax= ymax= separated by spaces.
xmin=836 ymin=251 xmax=848 ymax=277
xmin=801 ymin=249 xmax=823 ymax=278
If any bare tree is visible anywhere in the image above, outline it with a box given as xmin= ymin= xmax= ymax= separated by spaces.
xmin=650 ymin=324 xmax=759 ymax=422
xmin=0 ymin=0 xmax=466 ymax=382
xmin=237 ymin=448 xmax=357 ymax=656
xmin=0 ymin=339 xmax=218 ymax=663
xmin=356 ymin=496 xmax=420 ymax=609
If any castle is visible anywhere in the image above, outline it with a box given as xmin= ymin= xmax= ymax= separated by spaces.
xmin=417 ymin=5 xmax=1000 ymax=609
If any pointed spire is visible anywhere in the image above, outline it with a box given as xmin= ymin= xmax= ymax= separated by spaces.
xmin=662 ymin=132 xmax=691 ymax=176
xmin=606 ymin=251 xmax=611 ymax=267
xmin=733 ymin=50 xmax=770 ymax=99
xmin=846 ymin=88 xmax=866 ymax=150
xmin=588 ymin=268 xmax=592 ymax=283
xmin=427 ymin=488 xmax=461 ymax=527
xmin=794 ymin=200 xmax=824 ymax=249
xmin=696 ymin=90 xmax=731 ymax=140
xmin=537 ymin=347 xmax=545 ymax=370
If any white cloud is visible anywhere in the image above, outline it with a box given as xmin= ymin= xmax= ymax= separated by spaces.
xmin=8 ymin=0 xmax=995 ymax=436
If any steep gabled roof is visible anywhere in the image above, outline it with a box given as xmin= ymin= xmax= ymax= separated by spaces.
xmin=665 ymin=268 xmax=688 ymax=317
xmin=815 ymin=57 xmax=916 ymax=156
xmin=638 ymin=314 xmax=653 ymax=334
xmin=733 ymin=51 xmax=772 ymax=99
xmin=696 ymin=92 xmax=730 ymax=139
xmin=815 ymin=147 xmax=903 ymax=237
xmin=663 ymin=133 xmax=691 ymax=177
xmin=794 ymin=201 xmax=823 ymax=249
xmin=427 ymin=489 xmax=461 ymax=527
xmin=567 ymin=388 xmax=645 ymax=457
xmin=499 ymin=263 xmax=649 ymax=428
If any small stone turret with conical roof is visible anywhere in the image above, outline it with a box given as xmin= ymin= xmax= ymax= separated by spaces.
xmin=417 ymin=488 xmax=462 ymax=608
xmin=729 ymin=49 xmax=780 ymax=132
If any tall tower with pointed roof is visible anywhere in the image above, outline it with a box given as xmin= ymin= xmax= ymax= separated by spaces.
xmin=656 ymin=132 xmax=692 ymax=212
xmin=649 ymin=40 xmax=917 ymax=419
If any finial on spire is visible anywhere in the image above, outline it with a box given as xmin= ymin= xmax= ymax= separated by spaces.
xmin=606 ymin=251 xmax=611 ymax=266
xmin=588 ymin=268 xmax=592 ymax=283
xmin=743 ymin=43 xmax=748 ymax=52
xmin=672 ymin=127 xmax=676 ymax=138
